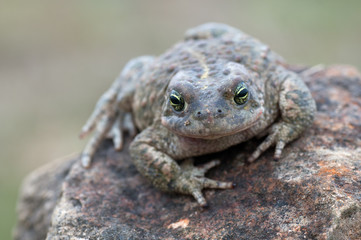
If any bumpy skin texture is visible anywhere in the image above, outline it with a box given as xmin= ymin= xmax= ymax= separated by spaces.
xmin=80 ymin=23 xmax=316 ymax=206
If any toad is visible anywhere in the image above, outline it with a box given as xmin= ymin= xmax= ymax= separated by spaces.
xmin=80 ymin=23 xmax=316 ymax=206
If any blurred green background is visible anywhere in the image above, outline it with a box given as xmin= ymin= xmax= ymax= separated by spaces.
xmin=1 ymin=0 xmax=360 ymax=239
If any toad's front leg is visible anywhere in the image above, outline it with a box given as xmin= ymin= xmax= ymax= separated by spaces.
xmin=248 ymin=66 xmax=316 ymax=162
xmin=130 ymin=126 xmax=234 ymax=207
xmin=80 ymin=56 xmax=154 ymax=167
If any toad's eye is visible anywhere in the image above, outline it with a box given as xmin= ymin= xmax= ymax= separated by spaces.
xmin=169 ymin=90 xmax=185 ymax=111
xmin=234 ymin=82 xmax=249 ymax=105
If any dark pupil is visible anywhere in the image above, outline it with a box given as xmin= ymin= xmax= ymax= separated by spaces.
xmin=237 ymin=88 xmax=248 ymax=97
xmin=170 ymin=95 xmax=180 ymax=104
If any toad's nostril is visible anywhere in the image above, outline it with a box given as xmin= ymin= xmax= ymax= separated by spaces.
xmin=194 ymin=111 xmax=207 ymax=121
xmin=217 ymin=109 xmax=222 ymax=113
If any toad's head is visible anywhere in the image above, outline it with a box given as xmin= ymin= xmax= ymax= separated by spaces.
xmin=161 ymin=61 xmax=264 ymax=139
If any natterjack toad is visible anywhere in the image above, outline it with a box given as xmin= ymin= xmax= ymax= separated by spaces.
xmin=80 ymin=23 xmax=316 ymax=206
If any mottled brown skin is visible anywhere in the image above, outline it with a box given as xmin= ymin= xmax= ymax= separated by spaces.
xmin=80 ymin=23 xmax=316 ymax=206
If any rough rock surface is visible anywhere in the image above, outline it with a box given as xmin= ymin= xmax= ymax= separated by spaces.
xmin=15 ymin=65 xmax=361 ymax=240
xmin=14 ymin=156 xmax=77 ymax=240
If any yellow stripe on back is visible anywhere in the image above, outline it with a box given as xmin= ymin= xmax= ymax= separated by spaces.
xmin=186 ymin=49 xmax=209 ymax=79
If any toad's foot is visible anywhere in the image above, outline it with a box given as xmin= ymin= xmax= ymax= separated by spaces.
xmin=106 ymin=113 xmax=137 ymax=151
xmin=174 ymin=159 xmax=234 ymax=207
xmin=79 ymin=87 xmax=135 ymax=168
xmin=80 ymin=87 xmax=118 ymax=140
xmin=81 ymin=111 xmax=135 ymax=168
xmin=247 ymin=121 xmax=300 ymax=163
xmin=80 ymin=87 xmax=117 ymax=168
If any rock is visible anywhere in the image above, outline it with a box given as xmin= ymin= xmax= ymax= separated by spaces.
xmin=15 ymin=65 xmax=361 ymax=240
xmin=14 ymin=156 xmax=77 ymax=240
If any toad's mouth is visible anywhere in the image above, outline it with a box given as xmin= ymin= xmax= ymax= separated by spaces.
xmin=178 ymin=116 xmax=260 ymax=140
xmin=162 ymin=108 xmax=263 ymax=140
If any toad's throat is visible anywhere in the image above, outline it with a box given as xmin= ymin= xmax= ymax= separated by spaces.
xmin=186 ymin=49 xmax=209 ymax=79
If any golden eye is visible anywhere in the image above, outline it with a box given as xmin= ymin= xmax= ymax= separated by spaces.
xmin=234 ymin=82 xmax=249 ymax=105
xmin=169 ymin=90 xmax=185 ymax=111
